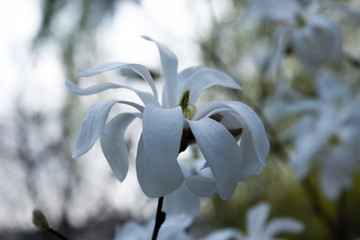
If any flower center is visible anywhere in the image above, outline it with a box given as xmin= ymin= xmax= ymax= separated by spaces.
xmin=179 ymin=89 xmax=196 ymax=119
xmin=328 ymin=134 xmax=341 ymax=147
xmin=295 ymin=12 xmax=307 ymax=28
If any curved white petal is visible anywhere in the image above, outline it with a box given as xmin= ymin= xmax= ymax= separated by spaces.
xmin=143 ymin=36 xmax=178 ymax=107
xmin=238 ymin=131 xmax=264 ymax=181
xmin=265 ymin=26 xmax=290 ymax=78
xmin=177 ymin=66 xmax=204 ymax=96
xmin=136 ymin=104 xmax=184 ymax=197
xmin=246 ymin=202 xmax=270 ymax=237
xmin=72 ymin=100 xmax=143 ymax=158
xmin=180 ymin=68 xmax=242 ymax=104
xmin=192 ymin=101 xmax=232 ymax=121
xmin=100 ymin=113 xmax=140 ymax=182
xmin=193 ymin=100 xmax=269 ymax=177
xmin=202 ymin=228 xmax=244 ymax=240
xmin=188 ymin=118 xmax=243 ymax=200
xmin=224 ymin=101 xmax=270 ymax=168
xmin=66 ymin=80 xmax=159 ymax=105
xmin=263 ymin=218 xmax=304 ymax=238
xmin=195 ymin=103 xmax=264 ymax=181
xmin=185 ymin=175 xmax=218 ymax=197
xmin=77 ymin=62 xmax=158 ymax=100
xmin=291 ymin=130 xmax=327 ymax=179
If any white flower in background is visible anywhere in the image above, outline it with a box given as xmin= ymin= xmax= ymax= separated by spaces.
xmin=202 ymin=202 xmax=304 ymax=240
xmin=266 ymin=71 xmax=360 ymax=200
xmin=113 ymin=214 xmax=194 ymax=240
xmin=251 ymin=0 xmax=342 ymax=73
xmin=66 ymin=36 xmax=270 ymax=200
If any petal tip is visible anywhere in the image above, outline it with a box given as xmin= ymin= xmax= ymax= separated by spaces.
xmin=141 ymin=35 xmax=152 ymax=41
xmin=71 ymin=150 xmax=81 ymax=159
xmin=77 ymin=71 xmax=89 ymax=77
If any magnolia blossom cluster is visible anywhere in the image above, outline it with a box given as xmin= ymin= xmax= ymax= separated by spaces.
xmin=67 ymin=36 xmax=270 ymax=200
xmin=113 ymin=202 xmax=304 ymax=240
xmin=250 ymin=0 xmax=342 ymax=75
xmin=265 ymin=71 xmax=360 ymax=200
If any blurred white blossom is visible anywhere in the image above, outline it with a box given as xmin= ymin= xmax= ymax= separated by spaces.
xmin=67 ymin=36 xmax=269 ymax=200
xmin=251 ymin=0 xmax=342 ymax=74
xmin=266 ymin=71 xmax=360 ymax=200
xmin=113 ymin=214 xmax=194 ymax=240
xmin=202 ymin=202 xmax=304 ymax=240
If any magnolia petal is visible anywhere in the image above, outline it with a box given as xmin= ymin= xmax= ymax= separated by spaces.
xmin=72 ymin=100 xmax=143 ymax=158
xmin=291 ymin=130 xmax=326 ymax=179
xmin=143 ymin=36 xmax=178 ymax=107
xmin=100 ymin=113 xmax=140 ymax=182
xmin=136 ymin=104 xmax=184 ymax=197
xmin=264 ymin=218 xmax=305 ymax=238
xmin=177 ymin=66 xmax=204 ymax=96
xmin=224 ymin=101 xmax=270 ymax=167
xmin=265 ymin=26 xmax=290 ymax=78
xmin=238 ymin=131 xmax=264 ymax=181
xmin=77 ymin=62 xmax=158 ymax=100
xmin=246 ymin=202 xmax=270 ymax=237
xmin=65 ymin=80 xmax=158 ymax=105
xmin=185 ymin=175 xmax=218 ymax=197
xmin=192 ymin=101 xmax=232 ymax=121
xmin=180 ymin=68 xmax=242 ymax=104
xmin=188 ymin=118 xmax=242 ymax=200
xmin=193 ymin=100 xmax=269 ymax=173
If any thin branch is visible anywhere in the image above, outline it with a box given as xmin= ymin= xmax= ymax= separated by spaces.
xmin=151 ymin=197 xmax=166 ymax=240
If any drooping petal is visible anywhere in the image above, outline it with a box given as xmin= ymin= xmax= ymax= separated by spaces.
xmin=238 ymin=131 xmax=264 ymax=181
xmin=143 ymin=36 xmax=178 ymax=107
xmin=185 ymin=175 xmax=218 ymax=197
xmin=100 ymin=113 xmax=140 ymax=182
xmin=188 ymin=118 xmax=243 ymax=200
xmin=72 ymin=99 xmax=144 ymax=158
xmin=223 ymin=101 xmax=270 ymax=168
xmin=136 ymin=104 xmax=184 ymax=197
xmin=77 ymin=62 xmax=158 ymax=100
xmin=66 ymin=80 xmax=159 ymax=105
xmin=246 ymin=202 xmax=270 ymax=237
xmin=263 ymin=218 xmax=304 ymax=238
xmin=180 ymin=68 xmax=242 ymax=104
xmin=194 ymin=100 xmax=270 ymax=172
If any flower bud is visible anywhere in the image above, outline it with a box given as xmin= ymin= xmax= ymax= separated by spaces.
xmin=32 ymin=209 xmax=50 ymax=230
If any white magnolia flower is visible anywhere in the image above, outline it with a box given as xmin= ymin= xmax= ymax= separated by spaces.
xmin=202 ymin=202 xmax=304 ymax=240
xmin=67 ymin=36 xmax=269 ymax=200
xmin=267 ymin=72 xmax=360 ymax=199
xmin=252 ymin=0 xmax=342 ymax=73
xmin=113 ymin=214 xmax=194 ymax=240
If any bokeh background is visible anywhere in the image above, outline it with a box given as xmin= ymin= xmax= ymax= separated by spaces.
xmin=1 ymin=0 xmax=360 ymax=239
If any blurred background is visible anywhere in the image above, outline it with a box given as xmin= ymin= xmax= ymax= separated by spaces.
xmin=1 ymin=0 xmax=360 ymax=239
